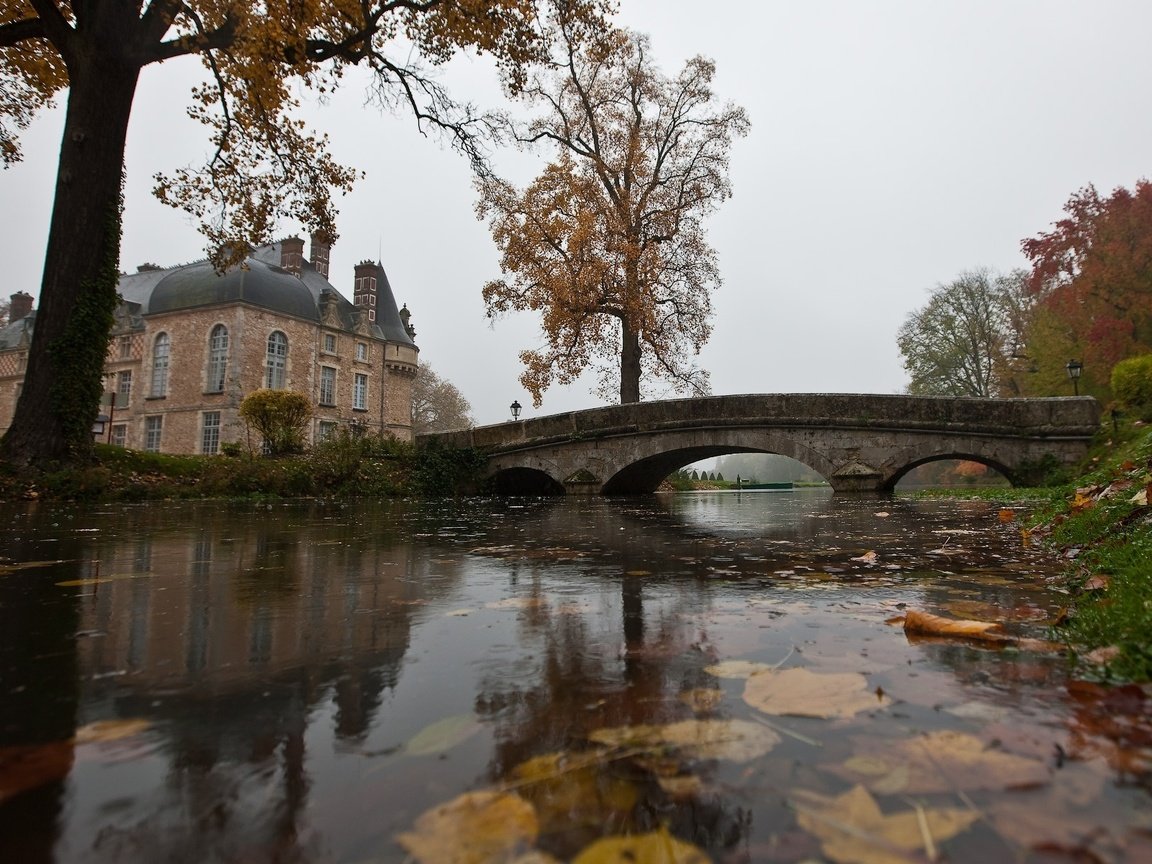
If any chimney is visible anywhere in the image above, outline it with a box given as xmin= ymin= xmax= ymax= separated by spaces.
xmin=353 ymin=261 xmax=378 ymax=324
xmin=280 ymin=236 xmax=304 ymax=274
xmin=310 ymin=232 xmax=332 ymax=280
xmin=9 ymin=292 xmax=33 ymax=324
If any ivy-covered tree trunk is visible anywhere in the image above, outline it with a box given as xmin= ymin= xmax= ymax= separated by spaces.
xmin=0 ymin=54 xmax=137 ymax=468
xmin=620 ymin=323 xmax=642 ymax=404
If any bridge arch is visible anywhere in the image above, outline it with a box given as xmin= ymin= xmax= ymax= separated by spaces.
xmin=884 ymin=441 xmax=1023 ymax=491
xmin=598 ymin=429 xmax=837 ymax=495
xmin=490 ymin=467 xmax=565 ymax=495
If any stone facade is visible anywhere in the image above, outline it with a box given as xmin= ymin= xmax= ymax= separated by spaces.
xmin=0 ymin=238 xmax=419 ymax=454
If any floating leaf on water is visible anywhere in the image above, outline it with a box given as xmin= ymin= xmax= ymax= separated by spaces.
xmin=509 ymin=752 xmax=639 ymax=831
xmin=831 ymin=730 xmax=1050 ymax=794
xmin=873 ymin=511 xmax=891 ymax=518
xmin=404 ymin=714 xmax=481 ymax=757
xmin=0 ymin=559 xmax=67 ymax=576
xmin=571 ymin=825 xmax=710 ymax=864
xmin=395 ymin=790 xmax=538 ymax=864
xmin=589 ymin=719 xmax=779 ymax=762
xmin=902 ymin=610 xmax=1006 ymax=644
xmin=625 ymin=569 xmax=652 ymax=576
xmin=74 ymin=718 xmax=151 ymax=745
xmin=851 ymin=551 xmax=878 ymax=564
xmin=792 ymin=783 xmax=979 ymax=864
xmin=56 ymin=571 xmax=153 ymax=587
xmin=0 ymin=741 xmax=74 ymax=804
xmin=657 ymin=774 xmax=704 ymax=799
xmin=678 ymin=688 xmax=725 ymax=714
xmin=704 ymin=660 xmax=776 ymax=679
xmin=486 ymin=597 xmax=547 ymax=610
xmin=444 ymin=608 xmax=472 ymax=617
xmin=743 ymin=668 xmax=888 ymax=719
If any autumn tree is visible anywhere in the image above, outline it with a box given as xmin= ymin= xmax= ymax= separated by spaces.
xmin=411 ymin=362 xmax=474 ymax=434
xmin=477 ymin=15 xmax=748 ymax=405
xmin=897 ymin=269 xmax=1032 ymax=398
xmin=0 ymin=0 xmax=609 ymax=468
xmin=1021 ymin=180 xmax=1152 ymax=398
xmin=239 ymin=389 xmax=312 ymax=456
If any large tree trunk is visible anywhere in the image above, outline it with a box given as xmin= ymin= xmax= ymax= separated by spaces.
xmin=1 ymin=53 xmax=139 ymax=468
xmin=619 ymin=323 xmax=641 ymax=403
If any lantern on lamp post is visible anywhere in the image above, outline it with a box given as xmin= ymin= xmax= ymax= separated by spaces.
xmin=510 ymin=400 xmax=522 ymax=421
xmin=1065 ymin=359 xmax=1083 ymax=396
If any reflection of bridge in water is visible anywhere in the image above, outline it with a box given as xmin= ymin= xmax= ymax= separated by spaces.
xmin=422 ymin=394 xmax=1101 ymax=495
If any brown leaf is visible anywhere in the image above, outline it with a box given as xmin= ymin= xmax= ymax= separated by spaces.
xmin=902 ymin=609 xmax=1008 ymax=644
xmin=1082 ymin=574 xmax=1110 ymax=591
xmin=74 ymin=718 xmax=151 ymax=745
xmin=743 ymin=668 xmax=888 ymax=719
xmin=589 ymin=719 xmax=779 ymax=762
xmin=793 ymin=784 xmax=979 ymax=864
xmin=830 ymin=730 xmax=1050 ymax=794
xmin=998 ymin=508 xmax=1016 ymax=523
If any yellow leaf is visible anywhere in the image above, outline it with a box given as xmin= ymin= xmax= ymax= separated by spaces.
xmin=793 ymin=784 xmax=978 ymax=864
xmin=571 ymin=825 xmax=711 ymax=863
xmin=395 ymin=790 xmax=538 ymax=864
xmin=510 ymin=753 xmax=638 ymax=833
xmin=743 ymin=668 xmax=888 ymax=719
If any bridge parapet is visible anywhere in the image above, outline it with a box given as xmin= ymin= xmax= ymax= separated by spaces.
xmin=419 ymin=394 xmax=1101 ymax=495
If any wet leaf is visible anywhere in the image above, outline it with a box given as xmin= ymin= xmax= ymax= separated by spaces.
xmin=851 ymin=551 xmax=879 ymax=564
xmin=678 ymin=688 xmax=724 ymax=713
xmin=510 ymin=752 xmax=639 ymax=834
xmin=0 ymin=741 xmax=74 ymax=804
xmin=902 ymin=609 xmax=1006 ymax=643
xmin=589 ymin=719 xmax=779 ymax=762
xmin=571 ymin=825 xmax=710 ymax=863
xmin=743 ymin=668 xmax=888 ymax=719
xmin=74 ymin=718 xmax=151 ymax=744
xmin=0 ymin=559 xmax=66 ymax=575
xmin=395 ymin=790 xmax=538 ymax=864
xmin=831 ymin=730 xmax=1050 ymax=793
xmin=404 ymin=714 xmax=481 ymax=757
xmin=704 ymin=659 xmax=777 ymax=679
xmin=792 ymin=784 xmax=979 ymax=864
xmin=1082 ymin=574 xmax=1110 ymax=591
xmin=998 ymin=508 xmax=1016 ymax=523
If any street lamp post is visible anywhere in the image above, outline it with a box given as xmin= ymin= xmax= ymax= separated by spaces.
xmin=1065 ymin=359 xmax=1083 ymax=396
xmin=510 ymin=400 xmax=522 ymax=421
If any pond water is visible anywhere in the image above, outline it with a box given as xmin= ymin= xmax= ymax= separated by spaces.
xmin=0 ymin=492 xmax=1149 ymax=863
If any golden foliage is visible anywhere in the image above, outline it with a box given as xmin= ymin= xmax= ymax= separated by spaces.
xmin=477 ymin=18 xmax=748 ymax=404
xmin=742 ymin=667 xmax=889 ymax=719
xmin=395 ymin=790 xmax=539 ymax=864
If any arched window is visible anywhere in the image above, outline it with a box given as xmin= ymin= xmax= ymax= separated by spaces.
xmin=265 ymin=331 xmax=288 ymax=389
xmin=206 ymin=324 xmax=228 ymax=393
xmin=151 ymin=333 xmax=170 ymax=397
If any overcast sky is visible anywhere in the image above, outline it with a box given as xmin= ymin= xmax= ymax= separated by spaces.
xmin=4 ymin=1 xmax=1151 ymax=426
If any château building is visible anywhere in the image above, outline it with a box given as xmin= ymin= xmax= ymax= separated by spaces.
xmin=0 ymin=234 xmax=419 ymax=453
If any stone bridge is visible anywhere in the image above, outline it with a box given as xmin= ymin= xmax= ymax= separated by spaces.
xmin=421 ymin=394 xmax=1101 ymax=495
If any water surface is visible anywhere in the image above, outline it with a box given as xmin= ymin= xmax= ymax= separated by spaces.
xmin=1 ymin=492 xmax=1148 ymax=863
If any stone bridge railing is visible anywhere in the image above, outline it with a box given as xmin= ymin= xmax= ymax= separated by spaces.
xmin=421 ymin=394 xmax=1101 ymax=494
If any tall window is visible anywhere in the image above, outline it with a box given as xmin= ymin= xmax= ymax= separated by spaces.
xmin=118 ymin=335 xmax=132 ymax=359
xmin=353 ymin=373 xmax=368 ymax=410
xmin=150 ymin=333 xmax=170 ymax=397
xmin=265 ymin=331 xmax=287 ymax=389
xmin=319 ymin=366 xmax=336 ymax=406
xmin=111 ymin=424 xmax=127 ymax=447
xmin=355 ymin=342 xmax=368 ymax=362
xmin=144 ymin=416 xmax=163 ymax=452
xmin=206 ymin=324 xmax=228 ymax=393
xmin=323 ymin=333 xmax=337 ymax=353
xmin=201 ymin=411 xmax=221 ymax=455
xmin=117 ymin=370 xmax=132 ymax=405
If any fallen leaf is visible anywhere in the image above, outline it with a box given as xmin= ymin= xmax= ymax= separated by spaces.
xmin=571 ymin=825 xmax=710 ymax=863
xmin=404 ymin=714 xmax=481 ymax=757
xmin=510 ymin=753 xmax=638 ymax=833
xmin=830 ymin=730 xmax=1050 ymax=794
xmin=704 ymin=659 xmax=777 ymax=679
xmin=792 ymin=784 xmax=979 ymax=864
xmin=743 ymin=668 xmax=888 ymax=719
xmin=1083 ymin=645 xmax=1122 ymax=664
xmin=902 ymin=610 xmax=1007 ymax=644
xmin=851 ymin=551 xmax=879 ymax=564
xmin=998 ymin=508 xmax=1016 ymax=523
xmin=873 ymin=511 xmax=891 ymax=518
xmin=74 ymin=718 xmax=151 ymax=745
xmin=1082 ymin=574 xmax=1110 ymax=591
xmin=395 ymin=790 xmax=538 ymax=864
xmin=589 ymin=719 xmax=779 ymax=762
xmin=678 ymin=688 xmax=725 ymax=713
